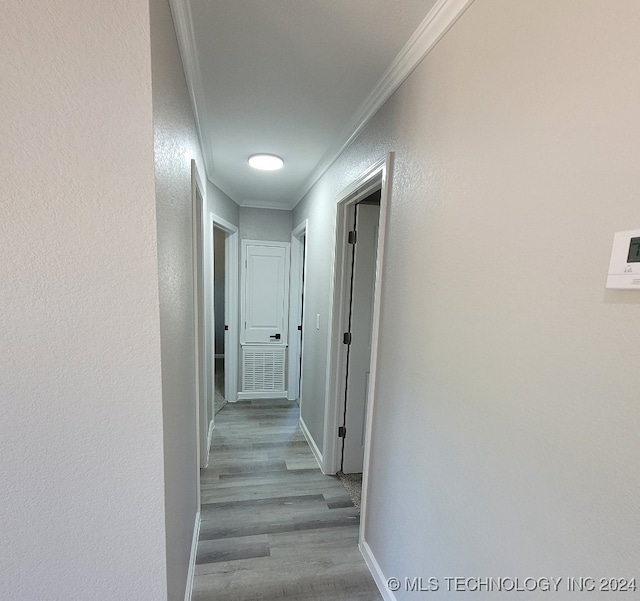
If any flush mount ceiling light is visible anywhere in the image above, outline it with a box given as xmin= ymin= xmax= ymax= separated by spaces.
xmin=248 ymin=154 xmax=284 ymax=171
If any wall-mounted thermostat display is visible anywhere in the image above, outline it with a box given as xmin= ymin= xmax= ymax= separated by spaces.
xmin=606 ymin=229 xmax=640 ymax=289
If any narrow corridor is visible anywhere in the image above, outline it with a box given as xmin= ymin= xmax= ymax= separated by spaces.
xmin=192 ymin=399 xmax=382 ymax=600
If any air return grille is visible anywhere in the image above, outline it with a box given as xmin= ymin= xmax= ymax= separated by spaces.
xmin=242 ymin=347 xmax=286 ymax=393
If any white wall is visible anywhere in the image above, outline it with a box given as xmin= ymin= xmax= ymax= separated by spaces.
xmin=292 ymin=194 xmax=337 ymax=445
xmin=239 ymin=207 xmax=293 ymax=242
xmin=1 ymin=1 xmax=167 ymax=600
xmin=294 ymin=0 xmax=640 ymax=593
xmin=150 ymin=0 xmax=207 ymax=598
xmin=208 ymin=180 xmax=240 ymax=227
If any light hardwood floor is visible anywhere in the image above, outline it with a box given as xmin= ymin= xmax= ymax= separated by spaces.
xmin=192 ymin=399 xmax=382 ymax=601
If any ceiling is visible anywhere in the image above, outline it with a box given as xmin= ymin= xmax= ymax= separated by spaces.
xmin=177 ymin=0 xmax=439 ymax=209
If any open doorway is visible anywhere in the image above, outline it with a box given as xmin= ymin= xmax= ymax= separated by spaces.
xmin=208 ymin=214 xmax=239 ymax=418
xmin=213 ymin=226 xmax=227 ymax=414
xmin=323 ymin=154 xmax=393 ymax=534
xmin=288 ymin=220 xmax=308 ymax=403
xmin=341 ymin=192 xmax=380 ymax=474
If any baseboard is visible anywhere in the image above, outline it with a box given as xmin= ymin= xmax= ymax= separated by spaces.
xmin=299 ymin=415 xmax=323 ymax=471
xmin=360 ymin=538 xmax=396 ymax=601
xmin=184 ymin=511 xmax=201 ymax=601
xmin=237 ymin=391 xmax=288 ymax=400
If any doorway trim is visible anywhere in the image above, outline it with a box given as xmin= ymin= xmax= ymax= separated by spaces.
xmin=191 ymin=160 xmax=207 ymax=476
xmin=209 ymin=214 xmax=239 ymax=407
xmin=287 ymin=220 xmax=308 ymax=402
xmin=322 ymin=155 xmax=394 ymax=509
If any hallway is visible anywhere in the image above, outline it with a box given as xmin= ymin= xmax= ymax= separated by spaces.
xmin=192 ymin=399 xmax=382 ymax=601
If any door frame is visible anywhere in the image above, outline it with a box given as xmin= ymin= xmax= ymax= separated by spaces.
xmin=322 ymin=153 xmax=394 ymax=532
xmin=191 ymin=160 xmax=207 ymax=477
xmin=287 ymin=220 xmax=308 ymax=402
xmin=340 ymin=201 xmax=380 ymax=474
xmin=240 ymin=239 xmax=291 ymax=347
xmin=209 ymin=214 xmax=239 ymax=406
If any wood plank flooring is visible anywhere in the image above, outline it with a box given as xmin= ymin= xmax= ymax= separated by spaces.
xmin=214 ymin=358 xmax=226 ymax=415
xmin=192 ymin=399 xmax=382 ymax=601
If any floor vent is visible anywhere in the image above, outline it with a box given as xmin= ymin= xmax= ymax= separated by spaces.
xmin=242 ymin=347 xmax=286 ymax=393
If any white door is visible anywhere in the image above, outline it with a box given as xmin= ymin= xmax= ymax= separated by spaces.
xmin=342 ymin=202 xmax=380 ymax=474
xmin=241 ymin=241 xmax=290 ymax=345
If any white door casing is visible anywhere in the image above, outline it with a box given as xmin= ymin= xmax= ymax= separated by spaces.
xmin=210 ymin=214 xmax=239 ymax=405
xmin=322 ymin=153 xmax=393 ymax=553
xmin=323 ymin=153 xmax=393 ymax=487
xmin=222 ymin=226 xmax=239 ymax=404
xmin=191 ymin=160 xmax=207 ymax=475
xmin=288 ymin=221 xmax=308 ymax=401
xmin=342 ymin=202 xmax=380 ymax=474
xmin=241 ymin=240 xmax=290 ymax=346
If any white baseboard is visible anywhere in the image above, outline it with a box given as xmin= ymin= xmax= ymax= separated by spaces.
xmin=237 ymin=391 xmax=288 ymax=400
xmin=360 ymin=538 xmax=396 ymax=601
xmin=184 ymin=511 xmax=201 ymax=601
xmin=299 ymin=415 xmax=323 ymax=471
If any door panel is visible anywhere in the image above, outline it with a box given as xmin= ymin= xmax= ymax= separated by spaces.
xmin=342 ymin=203 xmax=380 ymax=474
xmin=241 ymin=242 xmax=290 ymax=345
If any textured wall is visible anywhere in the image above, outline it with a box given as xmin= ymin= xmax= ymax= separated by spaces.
xmin=149 ymin=0 xmax=205 ymax=598
xmin=208 ymin=180 xmax=240 ymax=227
xmin=294 ymin=0 xmax=640 ymax=593
xmin=292 ymin=193 xmax=337 ymax=446
xmin=239 ymin=207 xmax=293 ymax=242
xmin=0 ymin=1 xmax=167 ymax=600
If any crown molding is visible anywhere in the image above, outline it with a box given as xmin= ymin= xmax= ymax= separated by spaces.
xmin=168 ymin=0 xmax=215 ymax=178
xmin=291 ymin=0 xmax=475 ymax=207
xmin=170 ymin=0 xmax=474 ymax=210
xmin=239 ymin=200 xmax=294 ymax=212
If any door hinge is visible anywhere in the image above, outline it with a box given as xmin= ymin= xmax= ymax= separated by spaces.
xmin=297 ymin=325 xmax=302 ymax=331
xmin=347 ymin=230 xmax=357 ymax=245
xmin=343 ymin=332 xmax=352 ymax=345
xmin=224 ymin=325 xmax=229 ymax=331
xmin=338 ymin=426 xmax=346 ymax=438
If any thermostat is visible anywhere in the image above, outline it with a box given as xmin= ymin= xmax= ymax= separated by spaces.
xmin=606 ymin=229 xmax=640 ymax=289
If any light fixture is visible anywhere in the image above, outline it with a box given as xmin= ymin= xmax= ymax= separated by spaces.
xmin=248 ymin=154 xmax=284 ymax=171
